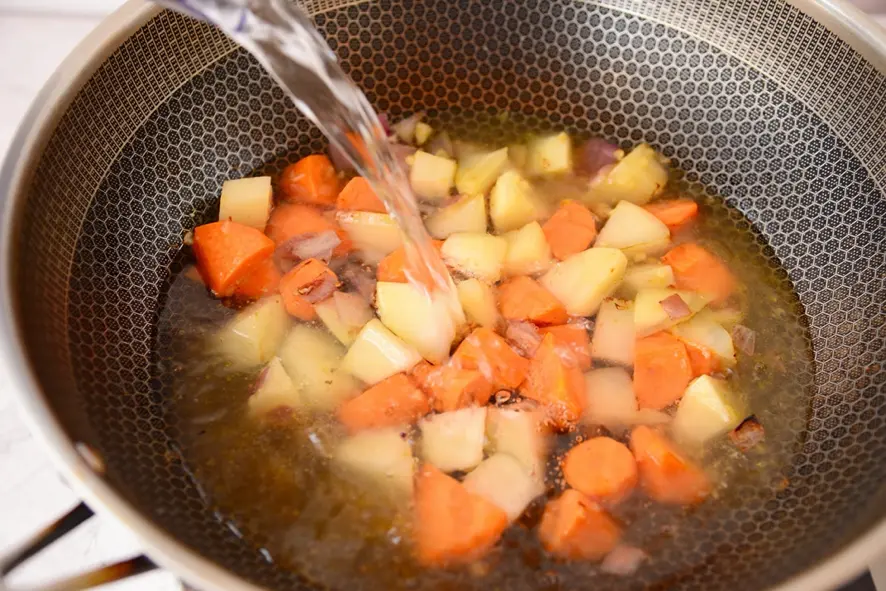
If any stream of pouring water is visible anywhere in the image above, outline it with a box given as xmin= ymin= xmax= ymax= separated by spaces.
xmin=157 ymin=0 xmax=463 ymax=319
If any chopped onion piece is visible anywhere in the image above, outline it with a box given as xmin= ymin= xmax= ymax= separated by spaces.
xmin=732 ymin=324 xmax=756 ymax=356
xmin=300 ymin=272 xmax=338 ymax=303
xmin=659 ymin=293 xmax=691 ymax=320
xmin=392 ymin=112 xmax=425 ymax=144
xmin=505 ymin=321 xmax=543 ymax=357
xmin=601 ymin=545 xmax=647 ymax=576
xmin=333 ymin=291 xmax=373 ymax=327
xmin=341 ymin=263 xmax=377 ymax=302
xmin=425 ymin=130 xmax=454 ymax=156
xmin=729 ymin=415 xmax=765 ymax=452
xmin=493 ymin=390 xmax=514 ymax=405
xmin=378 ymin=113 xmax=391 ymax=135
xmin=569 ymin=316 xmax=595 ymax=332
xmin=575 ymin=138 xmax=619 ymax=177
xmin=290 ymin=231 xmax=341 ymax=262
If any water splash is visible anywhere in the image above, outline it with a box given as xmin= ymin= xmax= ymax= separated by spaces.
xmin=156 ymin=0 xmax=462 ymax=317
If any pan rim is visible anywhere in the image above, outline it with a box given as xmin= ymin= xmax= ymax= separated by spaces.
xmin=0 ymin=1 xmax=884 ymax=590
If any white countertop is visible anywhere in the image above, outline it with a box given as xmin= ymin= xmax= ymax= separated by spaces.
xmin=1 ymin=2 xmax=886 ymax=590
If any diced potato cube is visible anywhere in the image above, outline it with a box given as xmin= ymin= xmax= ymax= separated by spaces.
xmin=218 ymin=176 xmax=273 ymax=230
xmin=457 ymin=278 xmax=500 ymax=329
xmin=584 ymin=368 xmax=672 ymax=432
xmin=526 ymin=133 xmax=572 ymax=177
xmin=485 ymin=407 xmax=548 ymax=480
xmin=619 ymin=263 xmax=675 ymax=298
xmin=587 ymin=144 xmax=668 ymax=205
xmin=595 ymin=201 xmax=670 ymax=250
xmin=634 ymin=288 xmax=708 ymax=337
xmin=216 ymin=295 xmax=291 ymax=370
xmin=376 ymin=281 xmax=460 ymax=364
xmin=336 ymin=211 xmax=403 ymax=264
xmin=583 ymin=367 xmax=637 ymax=429
xmin=463 ymin=453 xmax=544 ymax=521
xmin=248 ymin=357 xmax=302 ymax=416
xmin=508 ymin=143 xmax=529 ymax=170
xmin=425 ymin=193 xmax=487 ymax=239
xmin=414 ymin=122 xmax=433 ymax=146
xmin=333 ymin=427 xmax=415 ymax=497
xmin=393 ymin=113 xmax=423 ymax=144
xmin=621 ymin=237 xmax=672 ymax=263
xmin=669 ymin=310 xmax=736 ymax=368
xmin=455 ymin=147 xmax=510 ymax=196
xmin=420 ymin=406 xmax=487 ymax=472
xmin=672 ymin=375 xmax=746 ymax=446
xmin=540 ymin=247 xmax=627 ymax=316
xmin=279 ymin=324 xmax=360 ymax=411
xmin=314 ymin=298 xmax=366 ymax=346
xmin=341 ymin=318 xmax=422 ymax=385
xmin=452 ymin=140 xmax=487 ymax=161
xmin=591 ymin=299 xmax=635 ymax=366
xmin=502 ymin=221 xmax=553 ymax=276
xmin=489 ymin=170 xmax=546 ymax=233
xmin=441 ymin=232 xmax=508 ymax=283
xmin=409 ymin=151 xmax=457 ymax=200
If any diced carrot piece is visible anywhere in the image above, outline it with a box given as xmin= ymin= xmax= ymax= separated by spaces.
xmin=538 ymin=324 xmax=591 ymax=370
xmin=278 ymin=258 xmax=338 ymax=320
xmin=412 ymin=361 xmax=494 ymax=411
xmin=376 ymin=241 xmax=444 ymax=285
xmin=192 ymin=220 xmax=275 ymax=297
xmin=233 ymin=257 xmax=281 ymax=300
xmin=279 ymin=154 xmax=340 ymax=207
xmin=683 ymin=341 xmax=720 ymax=377
xmin=538 ymin=489 xmax=622 ymax=561
xmin=497 ymin=276 xmax=568 ymax=326
xmin=414 ymin=464 xmax=509 ymax=566
xmin=452 ymin=327 xmax=529 ymax=390
xmin=643 ymin=199 xmax=699 ymax=231
xmin=265 ymin=203 xmax=352 ymax=257
xmin=522 ymin=333 xmax=585 ymax=429
xmin=661 ymin=243 xmax=736 ymax=304
xmin=335 ymin=177 xmax=386 ymax=214
xmin=634 ymin=332 xmax=693 ymax=410
xmin=542 ymin=200 xmax=598 ymax=260
xmin=337 ymin=373 xmax=429 ymax=433
xmin=562 ymin=437 xmax=638 ymax=505
xmin=630 ymin=425 xmax=711 ymax=506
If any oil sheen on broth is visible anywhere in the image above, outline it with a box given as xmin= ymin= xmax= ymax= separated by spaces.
xmin=160 ymin=127 xmax=813 ymax=590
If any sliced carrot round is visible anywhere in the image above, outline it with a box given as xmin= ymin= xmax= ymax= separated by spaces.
xmin=279 ymin=154 xmax=340 ymax=206
xmin=497 ymin=276 xmax=568 ymax=326
xmin=337 ymin=373 xmax=429 ymax=433
xmin=662 ymin=242 xmax=736 ymax=304
xmin=538 ymin=489 xmax=622 ymax=561
xmin=562 ymin=437 xmax=637 ymax=504
xmin=634 ymin=332 xmax=693 ymax=410
xmin=522 ymin=333 xmax=585 ymax=430
xmin=415 ymin=464 xmax=509 ymax=566
xmin=192 ymin=220 xmax=274 ymax=297
xmin=336 ymin=176 xmax=386 ymax=213
xmin=643 ymin=199 xmax=699 ymax=231
xmin=630 ymin=425 xmax=711 ymax=506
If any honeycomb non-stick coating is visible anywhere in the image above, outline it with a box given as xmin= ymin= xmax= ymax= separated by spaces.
xmin=12 ymin=0 xmax=886 ymax=589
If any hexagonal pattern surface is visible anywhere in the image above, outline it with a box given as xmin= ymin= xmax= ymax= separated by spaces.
xmin=14 ymin=0 xmax=886 ymax=590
